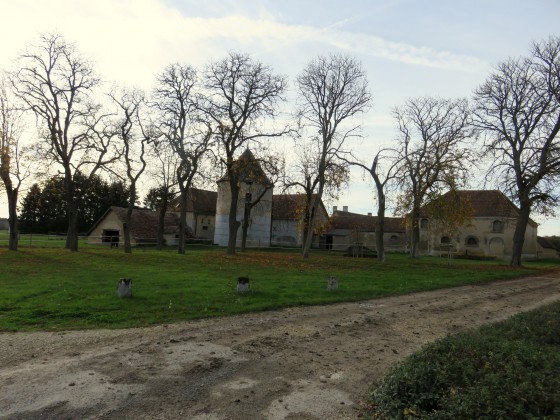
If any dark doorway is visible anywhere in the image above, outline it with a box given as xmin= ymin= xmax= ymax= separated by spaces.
xmin=102 ymin=229 xmax=119 ymax=247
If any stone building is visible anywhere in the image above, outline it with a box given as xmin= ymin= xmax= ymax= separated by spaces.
xmin=87 ymin=207 xmax=184 ymax=246
xmin=213 ymin=149 xmax=274 ymax=247
xmin=271 ymin=194 xmax=329 ymax=248
xmin=324 ymin=208 xmax=406 ymax=253
xmin=417 ymin=190 xmax=538 ymax=259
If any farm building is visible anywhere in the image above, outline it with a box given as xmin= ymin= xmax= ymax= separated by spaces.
xmin=416 ymin=190 xmax=538 ymax=260
xmin=536 ymin=236 xmax=559 ymax=259
xmin=88 ymin=151 xmax=328 ymax=248
xmin=323 ymin=208 xmax=406 ymax=253
xmin=87 ymin=207 xmax=186 ymax=247
xmin=271 ymin=194 xmax=329 ymax=248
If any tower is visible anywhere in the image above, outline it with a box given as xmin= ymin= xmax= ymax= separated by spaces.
xmin=213 ymin=149 xmax=274 ymax=247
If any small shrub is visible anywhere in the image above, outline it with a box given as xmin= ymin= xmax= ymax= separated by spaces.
xmin=368 ymin=301 xmax=560 ymax=419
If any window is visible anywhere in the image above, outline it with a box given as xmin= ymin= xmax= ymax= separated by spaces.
xmin=466 ymin=236 xmax=479 ymax=247
xmin=245 ymin=192 xmax=252 ymax=203
xmin=202 ymin=226 xmax=209 ymax=231
xmin=390 ymin=235 xmax=399 ymax=244
xmin=440 ymin=236 xmax=451 ymax=244
xmin=492 ymin=220 xmax=504 ymax=233
xmin=420 ymin=218 xmax=428 ymax=229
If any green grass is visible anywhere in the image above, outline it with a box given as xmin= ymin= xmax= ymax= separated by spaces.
xmin=0 ymin=246 xmax=558 ymax=331
xmin=366 ymin=301 xmax=560 ymax=419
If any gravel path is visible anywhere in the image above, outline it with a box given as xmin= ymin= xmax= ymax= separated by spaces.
xmin=1 ymin=273 xmax=559 ymax=419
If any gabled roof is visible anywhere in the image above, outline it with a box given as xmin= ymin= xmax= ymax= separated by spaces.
xmin=88 ymin=206 xmax=194 ymax=239
xmin=537 ymin=236 xmax=558 ymax=250
xmin=170 ymin=188 xmax=217 ymax=214
xmin=419 ymin=190 xmax=536 ymax=225
xmin=186 ymin=188 xmax=217 ymax=214
xmin=271 ymin=193 xmax=328 ymax=221
xmin=218 ymin=148 xmax=273 ymax=186
xmin=330 ymin=210 xmax=406 ymax=233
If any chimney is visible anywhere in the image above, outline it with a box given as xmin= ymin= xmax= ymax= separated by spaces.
xmin=343 ymin=206 xmax=348 ymax=212
xmin=367 ymin=212 xmax=372 ymax=216
xmin=333 ymin=205 xmax=337 ymax=213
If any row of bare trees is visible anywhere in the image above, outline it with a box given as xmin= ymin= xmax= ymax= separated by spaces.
xmin=1 ymin=33 xmax=559 ymax=267
xmin=340 ymin=37 xmax=560 ymax=267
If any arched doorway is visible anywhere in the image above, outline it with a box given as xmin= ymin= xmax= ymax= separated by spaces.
xmin=489 ymin=237 xmax=505 ymax=258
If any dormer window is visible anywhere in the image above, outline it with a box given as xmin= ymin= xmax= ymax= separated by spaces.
xmin=492 ymin=220 xmax=504 ymax=233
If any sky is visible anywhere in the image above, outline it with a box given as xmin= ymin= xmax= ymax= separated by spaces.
xmin=1 ymin=0 xmax=559 ymax=234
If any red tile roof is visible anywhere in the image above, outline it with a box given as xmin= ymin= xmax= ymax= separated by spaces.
xmin=170 ymin=188 xmax=217 ymax=214
xmin=420 ymin=190 xmax=535 ymax=223
xmin=537 ymin=236 xmax=558 ymax=250
xmin=272 ymin=194 xmax=328 ymax=221
xmin=110 ymin=207 xmax=189 ymax=239
xmin=218 ymin=149 xmax=272 ymax=185
xmin=89 ymin=207 xmax=194 ymax=240
xmin=330 ymin=210 xmax=406 ymax=233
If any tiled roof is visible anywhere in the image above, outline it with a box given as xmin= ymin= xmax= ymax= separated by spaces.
xmin=170 ymin=188 xmax=217 ymax=214
xmin=218 ymin=149 xmax=272 ymax=185
xmin=330 ymin=210 xmax=406 ymax=233
xmin=97 ymin=207 xmax=194 ymax=239
xmin=420 ymin=190 xmax=535 ymax=223
xmin=271 ymin=193 xmax=327 ymax=221
xmin=272 ymin=194 xmax=307 ymax=220
xmin=186 ymin=188 xmax=217 ymax=214
xmin=537 ymin=236 xmax=558 ymax=250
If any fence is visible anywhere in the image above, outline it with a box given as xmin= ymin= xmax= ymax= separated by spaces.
xmin=0 ymin=231 xmax=406 ymax=255
xmin=0 ymin=233 xmax=88 ymax=248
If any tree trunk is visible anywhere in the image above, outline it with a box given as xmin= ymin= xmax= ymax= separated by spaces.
xmin=123 ymin=184 xmax=136 ymax=254
xmin=124 ymin=208 xmax=133 ymax=254
xmin=510 ymin=199 xmax=531 ymax=268
xmin=178 ymin=190 xmax=188 ymax=254
xmin=376 ymin=193 xmax=386 ymax=262
xmin=409 ymin=206 xmax=420 ymax=259
xmin=302 ymin=198 xmax=317 ymax=259
xmin=7 ymin=187 xmax=19 ymax=251
xmin=65 ymin=204 xmax=79 ymax=252
xmin=227 ymin=179 xmax=241 ymax=255
xmin=241 ymin=203 xmax=250 ymax=252
xmin=156 ymin=203 xmax=167 ymax=251
xmin=63 ymin=170 xmax=79 ymax=252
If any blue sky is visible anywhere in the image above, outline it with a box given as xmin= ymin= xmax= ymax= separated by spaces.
xmin=1 ymin=0 xmax=559 ymax=234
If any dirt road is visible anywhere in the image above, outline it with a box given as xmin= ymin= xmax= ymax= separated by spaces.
xmin=1 ymin=273 xmax=559 ymax=420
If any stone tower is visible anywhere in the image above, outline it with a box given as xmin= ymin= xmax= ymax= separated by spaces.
xmin=213 ymin=149 xmax=274 ymax=247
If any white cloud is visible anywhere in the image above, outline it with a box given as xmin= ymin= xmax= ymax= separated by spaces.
xmin=1 ymin=0 xmax=486 ymax=90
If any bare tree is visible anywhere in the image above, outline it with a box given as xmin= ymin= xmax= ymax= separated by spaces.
xmin=202 ymin=52 xmax=287 ymax=255
xmin=12 ymin=34 xmax=118 ymax=251
xmin=296 ymin=54 xmax=371 ymax=259
xmin=473 ymin=36 xmax=560 ymax=267
xmin=152 ymin=63 xmax=212 ymax=254
xmin=286 ymin=137 xmax=349 ymax=249
xmin=144 ymin=139 xmax=179 ymax=250
xmin=341 ymin=148 xmax=400 ymax=262
xmin=0 ymin=78 xmax=31 ymax=250
xmin=394 ymin=96 xmax=473 ymax=258
xmin=111 ymin=89 xmax=149 ymax=254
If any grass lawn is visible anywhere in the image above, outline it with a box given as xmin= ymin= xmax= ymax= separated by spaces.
xmin=0 ymin=246 xmax=558 ymax=331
